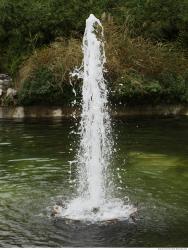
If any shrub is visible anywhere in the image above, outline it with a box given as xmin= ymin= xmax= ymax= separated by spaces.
xmin=15 ymin=21 xmax=188 ymax=106
xmin=103 ymin=21 xmax=188 ymax=105
xmin=110 ymin=71 xmax=188 ymax=105
xmin=17 ymin=66 xmax=79 ymax=105
xmin=115 ymin=0 xmax=188 ymax=46
xmin=104 ymin=21 xmax=188 ymax=79
xmin=16 ymin=38 xmax=82 ymax=105
xmin=110 ymin=73 xmax=162 ymax=105
xmin=17 ymin=38 xmax=82 ymax=85
xmin=0 ymin=0 xmax=118 ymax=74
xmin=157 ymin=72 xmax=188 ymax=103
xmin=18 ymin=67 xmax=57 ymax=105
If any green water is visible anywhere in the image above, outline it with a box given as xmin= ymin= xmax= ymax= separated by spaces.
xmin=0 ymin=117 xmax=188 ymax=247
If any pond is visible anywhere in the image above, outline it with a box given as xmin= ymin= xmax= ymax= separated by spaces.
xmin=0 ymin=116 xmax=188 ymax=247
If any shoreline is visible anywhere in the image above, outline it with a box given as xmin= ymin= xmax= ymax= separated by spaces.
xmin=1 ymin=105 xmax=188 ymax=119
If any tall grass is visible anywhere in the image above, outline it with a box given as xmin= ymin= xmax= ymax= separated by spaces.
xmin=104 ymin=21 xmax=188 ymax=80
xmin=17 ymin=38 xmax=82 ymax=89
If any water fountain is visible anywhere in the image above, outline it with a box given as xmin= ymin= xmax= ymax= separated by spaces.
xmin=54 ymin=14 xmax=135 ymax=222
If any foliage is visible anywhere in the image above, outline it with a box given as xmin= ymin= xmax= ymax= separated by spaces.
xmin=17 ymin=38 xmax=82 ymax=85
xmin=1 ymin=0 xmax=188 ymax=74
xmin=0 ymin=0 xmax=117 ymax=74
xmin=103 ymin=21 xmax=188 ymax=105
xmin=18 ymin=66 xmax=79 ymax=105
xmin=17 ymin=38 xmax=82 ymax=105
xmin=18 ymin=67 xmax=57 ymax=105
xmin=115 ymin=0 xmax=188 ymax=45
xmin=1 ymin=0 xmax=188 ymax=106
xmin=104 ymin=21 xmax=188 ymax=78
xmin=15 ymin=19 xmax=188 ymax=106
xmin=110 ymin=72 xmax=188 ymax=105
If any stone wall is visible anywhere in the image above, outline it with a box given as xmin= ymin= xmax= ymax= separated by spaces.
xmin=0 ymin=105 xmax=188 ymax=119
xmin=0 ymin=107 xmax=78 ymax=119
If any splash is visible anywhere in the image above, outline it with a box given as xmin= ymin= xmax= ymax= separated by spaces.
xmin=60 ymin=14 xmax=135 ymax=222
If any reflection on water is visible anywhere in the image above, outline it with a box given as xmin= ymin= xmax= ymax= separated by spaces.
xmin=0 ymin=117 xmax=188 ymax=247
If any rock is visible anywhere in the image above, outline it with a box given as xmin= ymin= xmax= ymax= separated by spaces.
xmin=0 ymin=74 xmax=12 ymax=91
xmin=129 ymin=208 xmax=138 ymax=223
xmin=3 ymin=79 xmax=11 ymax=86
xmin=104 ymin=218 xmax=119 ymax=224
xmin=6 ymin=88 xmax=17 ymax=97
xmin=0 ymin=74 xmax=11 ymax=81
xmin=51 ymin=205 xmax=62 ymax=217
xmin=0 ymin=74 xmax=17 ymax=105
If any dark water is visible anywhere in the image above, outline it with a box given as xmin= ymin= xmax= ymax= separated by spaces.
xmin=0 ymin=116 xmax=187 ymax=247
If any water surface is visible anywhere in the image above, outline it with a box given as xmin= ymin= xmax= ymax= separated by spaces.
xmin=0 ymin=117 xmax=187 ymax=247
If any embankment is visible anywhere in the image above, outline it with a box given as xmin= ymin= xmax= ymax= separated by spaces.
xmin=1 ymin=105 xmax=188 ymax=119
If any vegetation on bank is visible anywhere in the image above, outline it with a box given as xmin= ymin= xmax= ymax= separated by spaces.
xmin=1 ymin=0 xmax=188 ymax=106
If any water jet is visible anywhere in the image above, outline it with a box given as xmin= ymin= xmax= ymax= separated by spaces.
xmin=55 ymin=14 xmax=135 ymax=222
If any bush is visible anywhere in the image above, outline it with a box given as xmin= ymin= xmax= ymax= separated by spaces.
xmin=17 ymin=66 xmax=79 ymax=105
xmin=18 ymin=67 xmax=57 ymax=105
xmin=115 ymin=0 xmax=188 ymax=46
xmin=110 ymin=73 xmax=162 ymax=105
xmin=17 ymin=38 xmax=82 ymax=84
xmin=104 ymin=21 xmax=188 ymax=79
xmin=1 ymin=0 xmax=188 ymax=75
xmin=157 ymin=72 xmax=188 ymax=103
xmin=110 ymin=71 xmax=188 ymax=105
xmin=15 ymin=21 xmax=188 ymax=107
xmin=0 ymin=0 xmax=118 ymax=74
xmin=16 ymin=38 xmax=82 ymax=105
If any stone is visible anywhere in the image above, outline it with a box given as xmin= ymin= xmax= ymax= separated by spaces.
xmin=0 ymin=74 xmax=11 ymax=81
xmin=0 ymin=74 xmax=12 ymax=91
xmin=103 ymin=218 xmax=119 ymax=224
xmin=12 ymin=107 xmax=24 ymax=119
xmin=52 ymin=109 xmax=62 ymax=117
xmin=51 ymin=205 xmax=62 ymax=217
xmin=3 ymin=79 xmax=11 ymax=86
xmin=6 ymin=88 xmax=17 ymax=97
